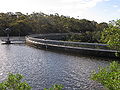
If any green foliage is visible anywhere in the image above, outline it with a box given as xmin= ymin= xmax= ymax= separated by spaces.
xmin=0 ymin=73 xmax=63 ymax=90
xmin=65 ymin=31 xmax=102 ymax=43
xmin=101 ymin=19 xmax=120 ymax=51
xmin=0 ymin=73 xmax=32 ymax=90
xmin=44 ymin=84 xmax=64 ymax=90
xmin=66 ymin=34 xmax=82 ymax=42
xmin=0 ymin=12 xmax=107 ymax=43
xmin=91 ymin=61 xmax=120 ymax=90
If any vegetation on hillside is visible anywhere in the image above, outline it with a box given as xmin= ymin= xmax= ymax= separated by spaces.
xmin=0 ymin=12 xmax=108 ymax=43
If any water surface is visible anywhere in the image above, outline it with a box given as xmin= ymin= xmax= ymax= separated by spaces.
xmin=0 ymin=39 xmax=114 ymax=90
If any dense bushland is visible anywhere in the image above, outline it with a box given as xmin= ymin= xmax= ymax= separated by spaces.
xmin=0 ymin=12 xmax=108 ymax=42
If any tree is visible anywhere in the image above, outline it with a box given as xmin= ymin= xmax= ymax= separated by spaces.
xmin=0 ymin=11 xmax=106 ymax=41
xmin=101 ymin=19 xmax=120 ymax=51
xmin=92 ymin=20 xmax=120 ymax=90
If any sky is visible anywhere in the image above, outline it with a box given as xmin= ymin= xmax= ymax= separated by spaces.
xmin=0 ymin=0 xmax=120 ymax=23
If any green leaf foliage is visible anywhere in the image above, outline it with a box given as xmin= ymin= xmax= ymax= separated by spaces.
xmin=0 ymin=12 xmax=108 ymax=43
xmin=0 ymin=73 xmax=32 ymax=90
xmin=91 ymin=61 xmax=120 ymax=90
xmin=101 ymin=19 xmax=120 ymax=51
xmin=44 ymin=84 xmax=64 ymax=90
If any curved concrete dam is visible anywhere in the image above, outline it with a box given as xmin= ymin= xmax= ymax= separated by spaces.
xmin=26 ymin=33 xmax=119 ymax=58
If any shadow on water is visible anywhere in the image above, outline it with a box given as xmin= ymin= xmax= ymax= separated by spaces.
xmin=27 ymin=45 xmax=119 ymax=62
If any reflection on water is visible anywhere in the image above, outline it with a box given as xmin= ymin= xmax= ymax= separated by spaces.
xmin=0 ymin=39 xmax=114 ymax=90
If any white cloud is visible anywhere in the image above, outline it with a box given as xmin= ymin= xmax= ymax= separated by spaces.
xmin=0 ymin=0 xmax=113 ymax=22
xmin=54 ymin=0 xmax=104 ymax=17
xmin=61 ymin=0 xmax=103 ymax=9
xmin=103 ymin=9 xmax=108 ymax=12
xmin=54 ymin=0 xmax=103 ymax=13
xmin=0 ymin=0 xmax=105 ymax=14
xmin=117 ymin=9 xmax=120 ymax=12
xmin=113 ymin=5 xmax=119 ymax=8
xmin=104 ymin=0 xmax=110 ymax=1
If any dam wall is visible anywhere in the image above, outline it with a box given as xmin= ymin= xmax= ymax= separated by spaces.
xmin=26 ymin=33 xmax=119 ymax=58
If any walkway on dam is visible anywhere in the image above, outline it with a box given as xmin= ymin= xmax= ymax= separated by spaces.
xmin=26 ymin=34 xmax=119 ymax=58
xmin=27 ymin=38 xmax=117 ymax=53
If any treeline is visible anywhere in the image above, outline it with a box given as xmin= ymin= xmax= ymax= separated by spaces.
xmin=0 ymin=12 xmax=108 ymax=42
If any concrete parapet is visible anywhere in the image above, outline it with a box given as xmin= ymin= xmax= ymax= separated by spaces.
xmin=26 ymin=34 xmax=119 ymax=58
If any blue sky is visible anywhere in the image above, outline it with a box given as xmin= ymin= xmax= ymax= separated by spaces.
xmin=0 ymin=0 xmax=120 ymax=23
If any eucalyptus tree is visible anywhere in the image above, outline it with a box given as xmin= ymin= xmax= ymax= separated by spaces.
xmin=0 ymin=12 xmax=108 ymax=42
xmin=101 ymin=19 xmax=120 ymax=51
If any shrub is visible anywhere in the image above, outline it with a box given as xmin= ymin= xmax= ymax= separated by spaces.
xmin=91 ymin=61 xmax=120 ymax=90
xmin=44 ymin=84 xmax=64 ymax=90
xmin=0 ymin=73 xmax=32 ymax=90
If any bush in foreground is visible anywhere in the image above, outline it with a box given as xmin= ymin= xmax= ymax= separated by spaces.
xmin=0 ymin=73 xmax=63 ymax=90
xmin=44 ymin=84 xmax=64 ymax=90
xmin=91 ymin=61 xmax=120 ymax=90
xmin=0 ymin=73 xmax=32 ymax=90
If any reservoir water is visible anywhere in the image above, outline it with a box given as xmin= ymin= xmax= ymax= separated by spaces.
xmin=0 ymin=39 xmax=115 ymax=90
